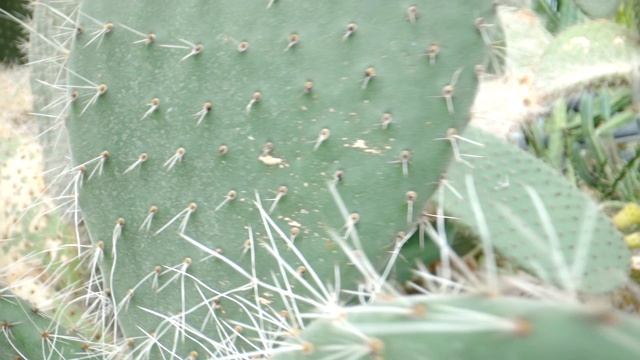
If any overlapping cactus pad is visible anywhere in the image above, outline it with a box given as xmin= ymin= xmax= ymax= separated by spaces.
xmin=444 ymin=125 xmax=630 ymax=293
xmin=61 ymin=0 xmax=494 ymax=356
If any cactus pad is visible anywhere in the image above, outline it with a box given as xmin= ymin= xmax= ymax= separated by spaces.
xmin=55 ymin=0 xmax=496 ymax=357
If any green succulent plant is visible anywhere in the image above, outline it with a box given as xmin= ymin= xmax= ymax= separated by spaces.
xmin=0 ymin=1 xmax=639 ymax=359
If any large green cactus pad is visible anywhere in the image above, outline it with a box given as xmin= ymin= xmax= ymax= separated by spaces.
xmin=60 ymin=0 xmax=494 ymax=357
xmin=444 ymin=125 xmax=630 ymax=293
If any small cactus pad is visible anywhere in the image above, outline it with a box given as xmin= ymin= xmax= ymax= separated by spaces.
xmin=444 ymin=125 xmax=630 ymax=293
xmin=534 ymin=20 xmax=640 ymax=101
xmin=57 ymin=0 xmax=496 ymax=357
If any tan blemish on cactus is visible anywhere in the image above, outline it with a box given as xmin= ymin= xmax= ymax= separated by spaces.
xmin=297 ymin=266 xmax=307 ymax=275
xmin=219 ymin=145 xmax=228 ymax=156
xmin=563 ymin=37 xmax=590 ymax=53
xmin=258 ymin=154 xmax=286 ymax=166
xmin=349 ymin=139 xmax=382 ymax=155
xmin=613 ymin=36 xmax=625 ymax=47
xmin=284 ymin=218 xmax=302 ymax=228
xmin=258 ymin=296 xmax=272 ymax=306
xmin=187 ymin=351 xmax=198 ymax=360
xmin=237 ymin=41 xmax=249 ymax=52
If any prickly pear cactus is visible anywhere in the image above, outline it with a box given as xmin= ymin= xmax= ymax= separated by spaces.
xmin=49 ymin=0 xmax=496 ymax=357
xmin=271 ymin=294 xmax=640 ymax=360
xmin=444 ymin=125 xmax=630 ymax=293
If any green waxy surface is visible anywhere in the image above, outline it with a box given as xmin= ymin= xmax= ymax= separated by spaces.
xmin=62 ymin=0 xmax=494 ymax=356
xmin=444 ymin=125 xmax=630 ymax=293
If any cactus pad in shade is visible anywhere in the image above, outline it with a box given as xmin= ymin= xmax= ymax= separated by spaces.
xmin=0 ymin=0 xmax=30 ymax=63
xmin=271 ymin=294 xmax=640 ymax=360
xmin=58 ymin=0 xmax=494 ymax=357
xmin=444 ymin=125 xmax=630 ymax=293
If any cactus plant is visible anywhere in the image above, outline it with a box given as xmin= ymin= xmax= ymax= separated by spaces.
xmin=32 ymin=0 xmax=498 ymax=357
xmin=0 ymin=0 xmax=638 ymax=359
